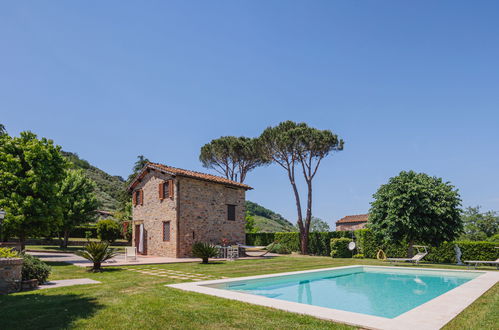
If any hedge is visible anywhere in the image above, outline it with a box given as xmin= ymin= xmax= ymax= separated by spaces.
xmin=354 ymin=228 xmax=499 ymax=263
xmin=246 ymin=231 xmax=352 ymax=256
xmin=330 ymin=238 xmax=351 ymax=258
xmin=246 ymin=233 xmax=275 ymax=246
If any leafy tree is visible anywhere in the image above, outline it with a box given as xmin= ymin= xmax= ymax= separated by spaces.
xmin=0 ymin=123 xmax=7 ymax=136
xmin=460 ymin=206 xmax=499 ymax=241
xmin=0 ymin=131 xmax=67 ymax=249
xmin=369 ymin=171 xmax=462 ymax=257
xmin=295 ymin=216 xmax=330 ymax=232
xmin=58 ymin=169 xmax=99 ymax=248
xmin=260 ymin=121 xmax=344 ymax=254
xmin=245 ymin=211 xmax=259 ymax=233
xmin=200 ymin=136 xmax=269 ymax=183
xmin=131 ymin=155 xmax=150 ymax=179
xmin=310 ymin=217 xmax=331 ymax=232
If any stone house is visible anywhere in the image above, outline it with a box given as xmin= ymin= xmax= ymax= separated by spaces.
xmin=127 ymin=162 xmax=252 ymax=258
xmin=335 ymin=214 xmax=369 ymax=231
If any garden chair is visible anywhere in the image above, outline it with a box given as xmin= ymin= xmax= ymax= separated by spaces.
xmin=125 ymin=247 xmax=137 ymax=262
xmin=386 ymin=245 xmax=428 ymax=264
xmin=227 ymin=245 xmax=239 ymax=260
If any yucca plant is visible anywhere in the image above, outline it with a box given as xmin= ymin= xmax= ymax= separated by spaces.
xmin=192 ymin=242 xmax=219 ymax=264
xmin=77 ymin=241 xmax=118 ymax=271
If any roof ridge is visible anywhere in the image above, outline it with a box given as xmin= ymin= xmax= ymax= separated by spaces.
xmin=146 ymin=162 xmax=252 ymax=190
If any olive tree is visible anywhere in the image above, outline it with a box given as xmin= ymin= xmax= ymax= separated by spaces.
xmin=369 ymin=171 xmax=462 ymax=256
xmin=259 ymin=121 xmax=344 ymax=254
xmin=200 ymin=136 xmax=269 ymax=183
xmin=0 ymin=131 xmax=67 ymax=249
xmin=58 ymin=169 xmax=99 ymax=248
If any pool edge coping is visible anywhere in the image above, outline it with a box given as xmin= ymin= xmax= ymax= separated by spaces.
xmin=166 ymin=265 xmax=499 ymax=330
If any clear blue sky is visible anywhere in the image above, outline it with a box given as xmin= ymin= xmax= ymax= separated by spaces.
xmin=1 ymin=1 xmax=498 ymax=228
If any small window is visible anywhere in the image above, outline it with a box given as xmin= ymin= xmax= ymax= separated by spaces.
xmin=134 ymin=190 xmax=142 ymax=205
xmin=227 ymin=205 xmax=236 ymax=221
xmin=162 ymin=182 xmax=169 ymax=199
xmin=163 ymin=221 xmax=171 ymax=241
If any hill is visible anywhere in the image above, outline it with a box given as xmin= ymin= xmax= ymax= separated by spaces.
xmin=62 ymin=151 xmax=125 ymax=211
xmin=245 ymin=201 xmax=295 ymax=232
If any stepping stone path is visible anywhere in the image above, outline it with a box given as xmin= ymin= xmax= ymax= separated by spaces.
xmin=126 ymin=267 xmax=228 ymax=281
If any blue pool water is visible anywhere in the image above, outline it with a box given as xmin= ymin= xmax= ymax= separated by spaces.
xmin=206 ymin=266 xmax=481 ymax=318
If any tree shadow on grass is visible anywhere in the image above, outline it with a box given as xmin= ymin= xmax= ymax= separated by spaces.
xmin=0 ymin=293 xmax=102 ymax=330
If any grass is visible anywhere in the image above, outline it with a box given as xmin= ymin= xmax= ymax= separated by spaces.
xmin=1 ymin=255 xmax=497 ymax=329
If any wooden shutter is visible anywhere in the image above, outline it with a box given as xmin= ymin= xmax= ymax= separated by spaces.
xmin=132 ymin=190 xmax=137 ymax=206
xmin=139 ymin=189 xmax=144 ymax=205
xmin=168 ymin=179 xmax=174 ymax=198
xmin=159 ymin=182 xmax=164 ymax=200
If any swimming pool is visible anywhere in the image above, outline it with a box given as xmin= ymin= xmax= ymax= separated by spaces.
xmin=168 ymin=265 xmax=498 ymax=329
xmin=205 ymin=266 xmax=480 ymax=318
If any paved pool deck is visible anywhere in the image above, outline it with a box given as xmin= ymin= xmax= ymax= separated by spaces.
xmin=167 ymin=265 xmax=499 ymax=330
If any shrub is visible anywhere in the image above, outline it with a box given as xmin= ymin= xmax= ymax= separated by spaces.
xmin=353 ymin=253 xmax=364 ymax=259
xmin=330 ymin=238 xmax=352 ymax=258
xmin=267 ymin=243 xmax=291 ymax=254
xmin=192 ymin=242 xmax=219 ymax=264
xmin=0 ymin=247 xmax=19 ymax=258
xmin=97 ymin=220 xmax=122 ymax=243
xmin=21 ymin=254 xmax=51 ymax=283
xmin=77 ymin=241 xmax=117 ymax=271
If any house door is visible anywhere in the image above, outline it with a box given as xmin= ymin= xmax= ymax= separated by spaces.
xmin=135 ymin=224 xmax=147 ymax=255
xmin=134 ymin=225 xmax=140 ymax=251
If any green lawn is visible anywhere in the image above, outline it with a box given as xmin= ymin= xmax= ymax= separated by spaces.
xmin=1 ymin=256 xmax=497 ymax=329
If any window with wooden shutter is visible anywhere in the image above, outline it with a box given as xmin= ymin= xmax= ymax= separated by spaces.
xmin=132 ymin=190 xmax=137 ymax=206
xmin=159 ymin=182 xmax=165 ymax=200
xmin=139 ymin=189 xmax=144 ymax=205
xmin=168 ymin=179 xmax=174 ymax=198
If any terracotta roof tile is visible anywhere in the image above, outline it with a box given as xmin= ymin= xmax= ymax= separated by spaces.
xmin=129 ymin=162 xmax=253 ymax=190
xmin=336 ymin=214 xmax=369 ymax=224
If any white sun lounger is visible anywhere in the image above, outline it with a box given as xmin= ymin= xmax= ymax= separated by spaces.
xmin=387 ymin=246 xmax=428 ymax=264
xmin=464 ymin=258 xmax=499 ymax=270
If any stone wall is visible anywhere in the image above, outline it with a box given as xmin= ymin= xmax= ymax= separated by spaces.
xmin=0 ymin=258 xmax=22 ymax=294
xmin=132 ymin=170 xmax=178 ymax=257
xmin=177 ymin=177 xmax=246 ymax=257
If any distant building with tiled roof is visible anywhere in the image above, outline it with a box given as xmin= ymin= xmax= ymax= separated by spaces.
xmin=335 ymin=214 xmax=369 ymax=231
xmin=127 ymin=162 xmax=251 ymax=258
